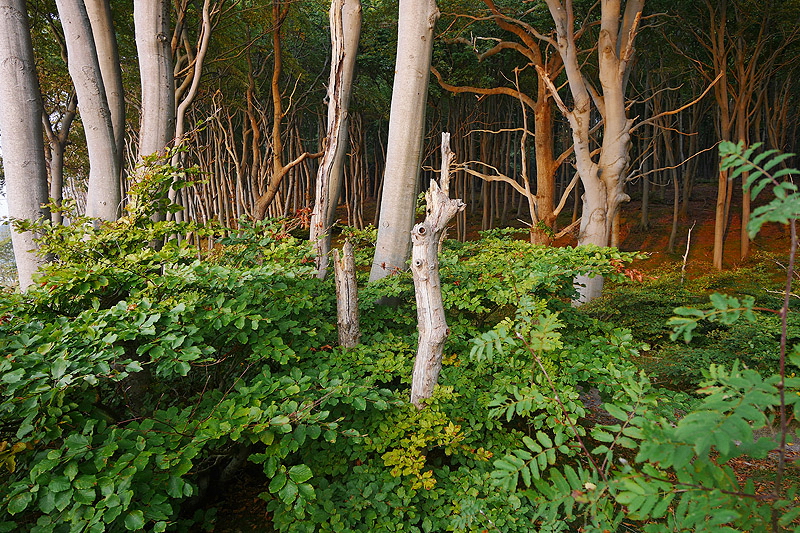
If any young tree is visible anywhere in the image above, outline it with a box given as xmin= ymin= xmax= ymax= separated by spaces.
xmin=54 ymin=0 xmax=121 ymax=221
xmin=433 ymin=0 xmax=571 ymax=246
xmin=0 ymin=0 xmax=51 ymax=289
xmin=369 ymin=0 xmax=439 ymax=282
xmin=253 ymin=0 xmax=320 ymax=220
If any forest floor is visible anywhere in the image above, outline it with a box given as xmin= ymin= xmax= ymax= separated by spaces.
xmin=209 ymin=183 xmax=795 ymax=532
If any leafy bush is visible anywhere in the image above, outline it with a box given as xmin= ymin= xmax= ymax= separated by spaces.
xmin=0 ymin=172 xmax=393 ymax=532
xmin=486 ymin=141 xmax=800 ymax=532
xmin=584 ymin=261 xmax=795 ymax=389
xmin=11 ymin=153 xmax=774 ymax=532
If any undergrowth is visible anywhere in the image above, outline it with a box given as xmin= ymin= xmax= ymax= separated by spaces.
xmin=2 ymin=141 xmax=800 ymax=532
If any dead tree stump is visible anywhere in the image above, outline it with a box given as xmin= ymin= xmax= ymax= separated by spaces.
xmin=410 ymin=132 xmax=465 ymax=408
xmin=334 ymin=240 xmax=360 ymax=348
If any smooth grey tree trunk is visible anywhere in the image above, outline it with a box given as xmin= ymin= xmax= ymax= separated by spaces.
xmin=410 ymin=133 xmax=465 ymax=408
xmin=84 ymin=0 xmax=125 ymax=171
xmin=55 ymin=0 xmax=121 ymax=221
xmin=135 ymin=0 xmax=175 ymax=160
xmin=0 ymin=0 xmax=51 ymax=289
xmin=542 ymin=0 xmax=643 ymax=304
xmin=369 ymin=0 xmax=439 ymax=282
xmin=311 ymin=0 xmax=362 ymax=279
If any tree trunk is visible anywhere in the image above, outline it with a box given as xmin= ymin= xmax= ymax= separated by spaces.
xmin=253 ymin=0 xmax=318 ymax=219
xmin=0 ymin=0 xmax=51 ymax=289
xmin=410 ymin=133 xmax=465 ymax=408
xmin=369 ymin=0 xmax=439 ymax=282
xmin=42 ymin=92 xmax=77 ymax=226
xmin=135 ymin=0 xmax=175 ymax=160
xmin=84 ymin=0 xmax=125 ymax=171
xmin=543 ymin=0 xmax=642 ymax=304
xmin=55 ymin=0 xmax=120 ymax=221
xmin=311 ymin=0 xmax=361 ymax=279
xmin=333 ymin=242 xmax=360 ymax=348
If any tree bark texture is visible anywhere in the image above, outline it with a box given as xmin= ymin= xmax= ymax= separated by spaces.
xmin=333 ymin=241 xmax=360 ymax=348
xmin=55 ymin=0 xmax=121 ymax=221
xmin=410 ymin=133 xmax=465 ymax=409
xmin=0 ymin=0 xmax=51 ymax=289
xmin=369 ymin=0 xmax=439 ymax=282
xmin=84 ymin=0 xmax=125 ymax=171
xmin=42 ymin=92 xmax=77 ymax=225
xmin=134 ymin=0 xmax=175 ymax=160
xmin=311 ymin=0 xmax=361 ymax=279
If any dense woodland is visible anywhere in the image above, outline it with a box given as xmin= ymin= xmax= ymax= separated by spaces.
xmin=3 ymin=0 xmax=800 ymax=531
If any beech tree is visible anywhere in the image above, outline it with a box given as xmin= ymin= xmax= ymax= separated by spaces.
xmin=678 ymin=0 xmax=800 ymax=268
xmin=369 ymin=0 xmax=439 ymax=282
xmin=54 ymin=0 xmax=121 ymax=221
xmin=0 ymin=0 xmax=50 ymax=289
xmin=85 ymin=0 xmax=125 ymax=172
xmin=135 ymin=0 xmax=175 ymax=160
xmin=253 ymin=0 xmax=320 ymax=220
xmin=538 ymin=0 xmax=644 ymax=303
xmin=433 ymin=0 xmax=573 ymax=246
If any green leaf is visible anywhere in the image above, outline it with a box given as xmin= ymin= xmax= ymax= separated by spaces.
xmin=603 ymin=403 xmax=629 ymax=422
xmin=288 ymin=464 xmax=313 ymax=484
xmin=536 ymin=431 xmax=553 ymax=448
xmin=279 ymin=480 xmax=298 ymax=504
xmin=269 ymin=474 xmax=286 ymax=494
xmin=124 ymin=510 xmax=145 ymax=531
xmin=7 ymin=493 xmax=32 ymax=515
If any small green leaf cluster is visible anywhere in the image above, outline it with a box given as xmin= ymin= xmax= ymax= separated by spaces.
xmin=720 ymin=140 xmax=800 ymax=237
xmin=489 ymin=358 xmax=800 ymax=532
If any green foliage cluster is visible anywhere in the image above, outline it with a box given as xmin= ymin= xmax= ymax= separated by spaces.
xmin=0 ymin=166 xmax=654 ymax=531
xmin=0 ymin=171 xmax=391 ymax=532
xmin=487 ymin=141 xmax=800 ymax=532
xmin=5 ymin=142 xmax=800 ymax=532
xmin=583 ymin=259 xmax=795 ymax=389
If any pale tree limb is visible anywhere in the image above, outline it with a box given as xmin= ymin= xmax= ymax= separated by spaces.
xmin=410 ymin=132 xmax=466 ymax=409
xmin=632 ymin=72 xmax=723 ymax=132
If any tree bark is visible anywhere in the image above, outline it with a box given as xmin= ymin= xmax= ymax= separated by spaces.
xmin=410 ymin=133 xmax=465 ymax=408
xmin=42 ymin=92 xmax=77 ymax=225
xmin=135 ymin=0 xmax=175 ymax=160
xmin=0 ymin=0 xmax=51 ymax=289
xmin=253 ymin=0 xmax=318 ymax=219
xmin=369 ymin=0 xmax=439 ymax=282
xmin=333 ymin=241 xmax=360 ymax=348
xmin=55 ymin=0 xmax=121 ymax=221
xmin=542 ymin=0 xmax=643 ymax=304
xmin=311 ymin=0 xmax=362 ymax=279
xmin=84 ymin=0 xmax=125 ymax=171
